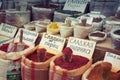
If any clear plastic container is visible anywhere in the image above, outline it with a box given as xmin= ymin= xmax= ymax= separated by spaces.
xmin=32 ymin=5 xmax=58 ymax=21
xmin=5 ymin=9 xmax=30 ymax=28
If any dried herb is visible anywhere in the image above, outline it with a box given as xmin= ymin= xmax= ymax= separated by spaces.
xmin=90 ymin=32 xmax=105 ymax=37
xmin=114 ymin=30 xmax=120 ymax=35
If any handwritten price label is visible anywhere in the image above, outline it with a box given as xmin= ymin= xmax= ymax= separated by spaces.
xmin=63 ymin=0 xmax=89 ymax=13
xmin=0 ymin=23 xmax=17 ymax=38
xmin=14 ymin=28 xmax=38 ymax=45
xmin=67 ymin=37 xmax=96 ymax=59
xmin=104 ymin=52 xmax=120 ymax=71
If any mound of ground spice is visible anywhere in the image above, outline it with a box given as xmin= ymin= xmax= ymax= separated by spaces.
xmin=114 ymin=30 xmax=120 ymax=35
xmin=0 ymin=43 xmax=29 ymax=52
xmin=54 ymin=55 xmax=89 ymax=70
xmin=90 ymin=32 xmax=105 ymax=37
xmin=27 ymin=50 xmax=54 ymax=62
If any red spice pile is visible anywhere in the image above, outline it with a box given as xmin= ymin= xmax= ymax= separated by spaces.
xmin=54 ymin=55 xmax=89 ymax=70
xmin=27 ymin=51 xmax=54 ymax=62
xmin=0 ymin=43 xmax=29 ymax=52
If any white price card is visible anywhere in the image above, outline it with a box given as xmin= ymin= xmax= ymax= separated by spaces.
xmin=104 ymin=52 xmax=120 ymax=71
xmin=40 ymin=33 xmax=66 ymax=52
xmin=14 ymin=28 xmax=38 ymax=45
xmin=0 ymin=23 xmax=17 ymax=38
xmin=63 ymin=0 xmax=89 ymax=13
xmin=67 ymin=37 xmax=96 ymax=59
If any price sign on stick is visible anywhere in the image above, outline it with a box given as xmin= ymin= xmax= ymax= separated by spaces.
xmin=63 ymin=0 xmax=89 ymax=13
xmin=67 ymin=37 xmax=96 ymax=59
xmin=104 ymin=52 xmax=120 ymax=72
xmin=14 ymin=28 xmax=38 ymax=45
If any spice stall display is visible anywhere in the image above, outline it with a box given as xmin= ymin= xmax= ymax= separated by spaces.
xmin=0 ymin=0 xmax=120 ymax=80
xmin=49 ymin=47 xmax=92 ymax=80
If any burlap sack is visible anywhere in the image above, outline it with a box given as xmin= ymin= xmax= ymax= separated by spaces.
xmin=49 ymin=55 xmax=92 ymax=80
xmin=22 ymin=45 xmax=60 ymax=69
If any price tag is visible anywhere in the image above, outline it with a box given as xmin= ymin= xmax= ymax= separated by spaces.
xmin=14 ymin=28 xmax=38 ymax=45
xmin=67 ymin=37 xmax=96 ymax=59
xmin=63 ymin=0 xmax=89 ymax=13
xmin=40 ymin=33 xmax=66 ymax=52
xmin=104 ymin=52 xmax=120 ymax=71
xmin=0 ymin=23 xmax=17 ymax=38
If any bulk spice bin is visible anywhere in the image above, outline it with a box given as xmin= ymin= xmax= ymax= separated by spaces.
xmin=0 ymin=29 xmax=35 ymax=80
xmin=58 ymin=19 xmax=73 ymax=38
xmin=5 ymin=9 xmax=30 ymax=28
xmin=82 ymin=61 xmax=120 ymax=80
xmin=32 ymin=4 xmax=58 ymax=21
xmin=73 ymin=18 xmax=93 ymax=39
xmin=90 ymin=0 xmax=119 ymax=17
xmin=49 ymin=47 xmax=92 ymax=80
xmin=110 ymin=28 xmax=120 ymax=50
xmin=0 ymin=40 xmax=34 ymax=80
xmin=21 ymin=46 xmax=61 ymax=80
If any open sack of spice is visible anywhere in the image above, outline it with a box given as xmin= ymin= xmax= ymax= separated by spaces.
xmin=49 ymin=47 xmax=92 ymax=80
xmin=0 ymin=29 xmax=35 ymax=80
xmin=0 ymin=58 xmax=9 ymax=80
xmin=0 ymin=29 xmax=34 ymax=60
xmin=82 ymin=61 xmax=120 ymax=80
xmin=21 ymin=45 xmax=61 ymax=80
